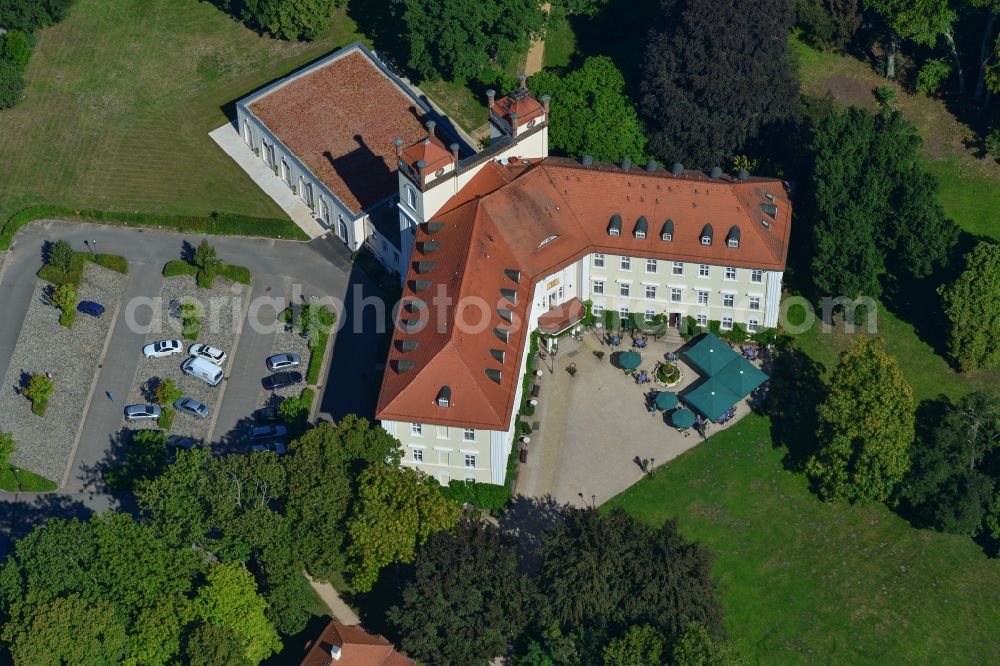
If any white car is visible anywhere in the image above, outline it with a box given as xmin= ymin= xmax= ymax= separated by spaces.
xmin=189 ymin=343 xmax=227 ymax=364
xmin=143 ymin=339 xmax=183 ymax=358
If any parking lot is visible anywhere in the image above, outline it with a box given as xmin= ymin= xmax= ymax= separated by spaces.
xmin=0 ymin=221 xmax=371 ymax=499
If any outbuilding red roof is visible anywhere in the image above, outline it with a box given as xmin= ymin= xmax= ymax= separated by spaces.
xmin=248 ymin=49 xmax=429 ymax=214
xmin=377 ymin=158 xmax=791 ymax=430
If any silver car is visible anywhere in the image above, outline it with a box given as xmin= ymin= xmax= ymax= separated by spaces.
xmin=266 ymin=353 xmax=301 ymax=372
xmin=124 ymin=404 xmax=162 ymax=423
xmin=173 ymin=396 xmax=210 ymax=419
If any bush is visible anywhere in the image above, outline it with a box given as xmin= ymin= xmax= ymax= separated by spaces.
xmin=153 ymin=378 xmax=183 ymax=406
xmin=217 ymin=263 xmax=251 ymax=285
xmin=179 ymin=302 xmax=202 ymax=341
xmin=0 ymin=206 xmax=307 ymax=251
xmin=0 ymin=59 xmax=26 ymax=110
xmin=440 ymin=480 xmax=511 ymax=511
xmin=157 ymin=407 xmax=175 ymax=430
xmin=195 ymin=271 xmax=214 ymax=289
xmin=23 ymin=373 xmax=54 ymax=416
xmin=47 ymin=282 xmax=77 ymax=327
xmin=916 ymin=57 xmax=951 ymax=95
xmin=163 ymin=259 xmax=197 ymax=278
xmin=279 ymin=393 xmax=310 ymax=423
xmin=90 ymin=253 xmax=128 ymax=274
xmin=656 ymin=363 xmax=680 ymax=384
xmin=0 ymin=0 xmax=75 ymax=32
xmin=46 ymin=239 xmax=74 ymax=273
xmin=1 ymin=30 xmax=33 ymax=67
xmin=679 ymin=315 xmax=698 ymax=340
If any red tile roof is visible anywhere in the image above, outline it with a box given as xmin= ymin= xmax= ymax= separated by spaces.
xmin=377 ymin=158 xmax=792 ymax=430
xmin=248 ymin=49 xmax=428 ymax=214
xmin=300 ymin=621 xmax=413 ymax=666
xmin=400 ymin=134 xmax=453 ymax=174
xmin=491 ymin=87 xmax=546 ymax=126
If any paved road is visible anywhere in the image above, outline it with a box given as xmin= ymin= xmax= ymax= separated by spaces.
xmin=0 ymin=220 xmax=388 ymax=548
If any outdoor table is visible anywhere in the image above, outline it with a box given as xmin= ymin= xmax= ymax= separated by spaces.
xmin=610 ymin=335 xmax=621 ymax=346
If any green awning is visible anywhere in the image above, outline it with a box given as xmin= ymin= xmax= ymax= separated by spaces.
xmin=654 ymin=391 xmax=679 ymax=410
xmin=682 ymin=332 xmax=741 ymax=375
xmin=684 ymin=378 xmax=742 ymax=422
xmin=670 ymin=408 xmax=696 ymax=428
xmin=713 ymin=355 xmax=768 ymax=397
xmin=618 ymin=351 xmax=641 ymax=370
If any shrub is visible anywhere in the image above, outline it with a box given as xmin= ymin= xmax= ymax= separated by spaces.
xmin=0 ymin=0 xmax=75 ymax=32
xmin=193 ymin=240 xmax=221 ymax=277
xmin=873 ymin=85 xmax=898 ymax=106
xmin=0 ymin=59 xmax=26 ymax=110
xmin=656 ymin=363 xmax=680 ymax=384
xmin=195 ymin=271 xmax=214 ymax=289
xmin=279 ymin=393 xmax=311 ymax=423
xmin=157 ymin=407 xmax=175 ymax=430
xmin=23 ymin=373 xmax=54 ymax=416
xmin=47 ymin=283 xmax=77 ymax=327
xmin=916 ymin=57 xmax=951 ymax=95
xmin=679 ymin=315 xmax=698 ymax=340
xmin=162 ymin=259 xmax=197 ymax=278
xmin=440 ymin=480 xmax=511 ymax=511
xmin=216 ymin=263 xmax=251 ymax=285
xmin=593 ymin=350 xmax=605 ymax=361
xmin=153 ymin=378 xmax=182 ymax=406
xmin=179 ymin=302 xmax=202 ymax=341
xmin=986 ymin=129 xmax=1000 ymax=162
xmin=1 ymin=30 xmax=33 ymax=68
xmin=90 ymin=253 xmax=128 ymax=274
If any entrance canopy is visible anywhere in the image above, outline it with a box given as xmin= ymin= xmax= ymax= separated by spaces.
xmin=538 ymin=297 xmax=586 ymax=334
xmin=682 ymin=332 xmax=741 ymax=376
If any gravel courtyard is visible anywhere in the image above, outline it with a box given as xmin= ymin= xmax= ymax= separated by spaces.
xmin=255 ymin=323 xmax=313 ymax=411
xmin=125 ymin=275 xmax=249 ymax=440
xmin=0 ymin=265 xmax=127 ymax=483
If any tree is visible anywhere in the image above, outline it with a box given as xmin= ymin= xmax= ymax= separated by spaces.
xmin=47 ymin=282 xmax=76 ymax=315
xmin=154 ymin=377 xmax=183 ymax=406
xmin=941 ymin=241 xmax=1000 ymax=371
xmin=528 ymin=57 xmax=647 ymax=163
xmin=194 ymin=563 xmax=282 ymax=664
xmin=388 ymin=521 xmax=534 ymax=665
xmin=46 ymin=239 xmax=74 ymax=274
xmin=22 ymin=373 xmax=54 ymax=414
xmin=538 ymin=508 xmax=723 ymax=640
xmin=793 ymin=0 xmax=862 ymax=49
xmin=864 ymin=0 xmax=959 ymax=88
xmin=193 ymin=239 xmax=222 ymax=286
xmin=346 ymin=463 xmax=459 ymax=591
xmin=902 ymin=392 xmax=1000 ymax=534
xmin=808 ymin=105 xmax=957 ymax=297
xmin=0 ymin=0 xmax=76 ymax=32
xmin=806 ymin=337 xmax=915 ymax=502
xmin=207 ymin=0 xmax=338 ymax=40
xmin=185 ymin=622 xmax=251 ymax=666
xmin=103 ymin=430 xmax=171 ymax=492
xmin=3 ymin=593 xmax=130 ymax=666
xmin=395 ymin=0 xmax=544 ymax=81
xmin=0 ymin=58 xmax=26 ymax=110
xmin=639 ymin=0 xmax=798 ymax=167
xmin=551 ymin=0 xmax=607 ymax=15
xmin=670 ymin=622 xmax=743 ymax=666
xmin=601 ymin=625 xmax=664 ymax=666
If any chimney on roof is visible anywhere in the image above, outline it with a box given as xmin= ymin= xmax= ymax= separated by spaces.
xmin=541 ymin=94 xmax=550 ymax=113
xmin=621 ymin=157 xmax=632 ymax=171
xmin=738 ymin=169 xmax=750 ymax=182
xmin=450 ymin=142 xmax=459 ymax=163
xmin=393 ymin=137 xmax=404 ymax=156
xmin=416 ymin=159 xmax=426 ymax=181
xmin=331 ymin=645 xmax=342 ymax=661
xmin=710 ymin=166 xmax=723 ymax=178
xmin=518 ymin=73 xmax=527 ymax=90
xmin=582 ymin=155 xmax=593 ymax=167
xmin=486 ymin=89 xmax=496 ymax=107
xmin=425 ymin=120 xmax=436 ymax=137
xmin=671 ymin=162 xmax=684 ymax=175
xmin=645 ymin=159 xmax=658 ymax=172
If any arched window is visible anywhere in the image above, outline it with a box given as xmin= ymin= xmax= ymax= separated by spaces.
xmin=405 ymin=185 xmax=417 ymax=209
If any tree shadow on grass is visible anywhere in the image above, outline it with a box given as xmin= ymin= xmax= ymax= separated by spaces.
xmin=762 ymin=347 xmax=827 ymax=472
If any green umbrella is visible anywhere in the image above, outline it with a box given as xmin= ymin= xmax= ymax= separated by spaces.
xmin=682 ymin=332 xmax=741 ymax=375
xmin=670 ymin=408 xmax=696 ymax=428
xmin=654 ymin=391 xmax=679 ymax=410
xmin=713 ymin=356 xmax=768 ymax=397
xmin=684 ymin=378 xmax=742 ymax=422
xmin=618 ymin=351 xmax=641 ymax=370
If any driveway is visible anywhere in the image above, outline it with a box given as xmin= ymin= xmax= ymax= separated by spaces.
xmin=0 ymin=220 xmax=389 ymax=544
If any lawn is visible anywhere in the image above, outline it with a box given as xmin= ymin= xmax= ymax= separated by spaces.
xmin=0 ymin=466 xmax=57 ymax=492
xmin=0 ymin=0 xmax=364 ymax=225
xmin=418 ymin=79 xmax=487 ymax=135
xmin=542 ymin=7 xmax=577 ymax=70
xmin=606 ymin=414 xmax=1000 ymax=664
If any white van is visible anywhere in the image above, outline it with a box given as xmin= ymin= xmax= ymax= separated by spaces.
xmin=181 ymin=356 xmax=224 ymax=386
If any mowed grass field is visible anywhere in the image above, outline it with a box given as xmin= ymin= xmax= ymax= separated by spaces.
xmin=607 ymin=415 xmax=1000 ymax=664
xmin=0 ymin=0 xmax=366 ymax=224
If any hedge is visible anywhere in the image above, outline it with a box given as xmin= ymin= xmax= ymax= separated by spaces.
xmin=440 ymin=480 xmax=510 ymax=512
xmin=0 ymin=205 xmax=308 ymax=250
xmin=216 ymin=263 xmax=251 ymax=285
xmin=89 ymin=253 xmax=128 ymax=274
xmin=163 ymin=260 xmax=198 ymax=278
xmin=157 ymin=408 xmax=175 ymax=431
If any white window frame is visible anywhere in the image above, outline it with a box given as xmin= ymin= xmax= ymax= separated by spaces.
xmin=635 ymin=230 xmax=646 ymax=239
xmin=644 ymin=284 xmax=656 ymax=299
xmin=405 ymin=185 xmax=417 ymax=209
xmin=728 ymin=237 xmax=739 ymax=248
xmin=463 ymin=428 xmax=475 ymax=442
xmin=723 ymin=293 xmax=735 ymax=308
xmin=751 ymin=269 xmax=763 ymax=284
xmin=619 ymin=282 xmax=630 ymax=297
xmin=672 ymin=261 xmax=684 ymax=276
xmin=721 ymin=316 xmax=734 ymax=330
xmin=619 ymin=305 xmax=630 ymax=320
xmin=464 ymin=453 xmax=476 ymax=468
xmin=410 ymin=423 xmax=422 ymax=437
xmin=609 ymin=227 xmax=620 ymax=237
xmin=670 ymin=287 xmax=682 ymax=303
xmin=749 ymin=296 xmax=761 ymax=311
xmin=701 ymin=235 xmax=712 ymax=245
xmin=662 ymin=232 xmax=672 ymax=241
xmin=696 ymin=314 xmax=708 ymax=327
xmin=724 ymin=266 xmax=737 ymax=281
xmin=593 ymin=253 xmax=605 ymax=268
xmin=412 ymin=448 xmax=424 ymax=462
xmin=644 ymin=307 xmax=656 ymax=322
xmin=592 ymin=303 xmax=604 ymax=315
xmin=747 ymin=318 xmax=759 ymax=333
xmin=620 ymin=256 xmax=631 ymax=271
xmin=592 ymin=280 xmax=605 ymax=296
xmin=645 ymin=258 xmax=657 ymax=274
xmin=697 ymin=290 xmax=709 ymax=306
xmin=698 ymin=264 xmax=710 ymax=278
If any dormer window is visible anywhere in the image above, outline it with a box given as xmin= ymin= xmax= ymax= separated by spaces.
xmin=436 ymin=386 xmax=451 ymax=408
xmin=765 ymin=191 xmax=775 ymax=202
xmin=633 ymin=216 xmax=648 ymax=239
xmin=608 ymin=213 xmax=622 ymax=237
xmin=726 ymin=225 xmax=741 ymax=249
xmin=538 ymin=234 xmax=559 ymax=248
xmin=660 ymin=219 xmax=674 ymax=242
xmin=760 ymin=202 xmax=778 ymax=218
xmin=700 ymin=224 xmax=713 ymax=246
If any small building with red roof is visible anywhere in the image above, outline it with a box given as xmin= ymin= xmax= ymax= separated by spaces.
xmin=299 ymin=620 xmax=414 ymax=666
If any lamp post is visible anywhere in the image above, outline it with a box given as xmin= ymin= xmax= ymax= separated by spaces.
xmin=85 ymin=239 xmax=97 ymax=256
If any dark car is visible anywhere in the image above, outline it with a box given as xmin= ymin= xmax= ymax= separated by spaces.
xmin=262 ymin=371 xmax=302 ymax=391
xmin=253 ymin=406 xmax=282 ymax=423
xmin=77 ymin=300 xmax=105 ymax=317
